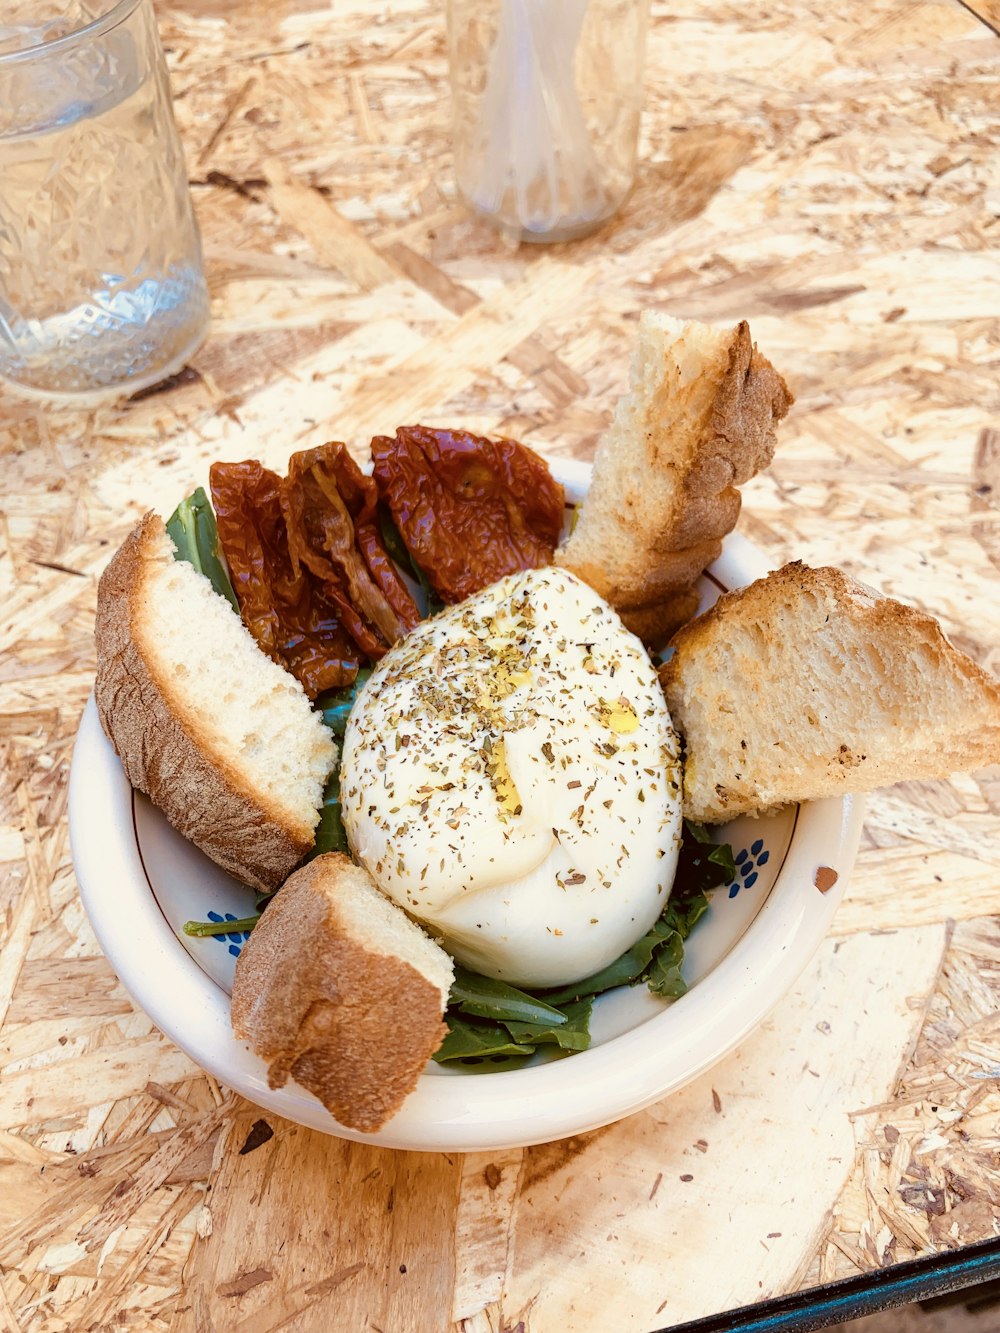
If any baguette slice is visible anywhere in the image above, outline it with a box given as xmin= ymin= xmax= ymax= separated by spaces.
xmin=557 ymin=312 xmax=792 ymax=640
xmin=662 ymin=562 xmax=1000 ymax=823
xmin=232 ymin=855 xmax=454 ymax=1132
xmin=95 ymin=512 xmax=337 ymax=892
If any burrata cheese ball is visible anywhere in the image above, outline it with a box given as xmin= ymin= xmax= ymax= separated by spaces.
xmin=340 ymin=566 xmax=683 ymax=988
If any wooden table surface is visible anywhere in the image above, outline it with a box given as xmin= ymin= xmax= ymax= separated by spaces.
xmin=2 ymin=0 xmax=999 ymax=1329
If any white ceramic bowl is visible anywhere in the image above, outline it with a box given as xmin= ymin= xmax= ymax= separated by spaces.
xmin=69 ymin=458 xmax=864 ymax=1151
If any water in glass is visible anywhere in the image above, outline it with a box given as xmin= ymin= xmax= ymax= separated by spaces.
xmin=0 ymin=0 xmax=209 ymax=401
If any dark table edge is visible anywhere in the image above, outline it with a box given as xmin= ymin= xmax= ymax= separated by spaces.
xmin=657 ymin=1236 xmax=1000 ymax=1333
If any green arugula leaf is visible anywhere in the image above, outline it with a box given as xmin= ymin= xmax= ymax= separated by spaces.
xmin=317 ymin=669 xmax=372 ymax=741
xmin=451 ymin=966 xmax=568 ymax=1026
xmin=679 ymin=819 xmax=736 ymax=892
xmin=503 ymin=998 xmax=593 ymax=1050
xmin=433 ymin=1015 xmax=536 ymax=1064
xmin=308 ymin=672 xmax=375 ymax=867
xmin=645 ymin=930 xmax=688 ymax=999
xmin=310 ymin=767 xmax=349 ymax=859
xmin=378 ymin=506 xmax=444 ymax=617
xmin=165 ymin=488 xmax=239 ymax=612
xmin=539 ymin=920 xmax=675 ymax=1006
xmin=661 ymin=886 xmax=710 ymax=939
xmin=182 ymin=914 xmax=259 ymax=937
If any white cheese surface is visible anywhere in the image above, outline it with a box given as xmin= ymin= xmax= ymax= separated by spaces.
xmin=340 ymin=566 xmax=682 ymax=988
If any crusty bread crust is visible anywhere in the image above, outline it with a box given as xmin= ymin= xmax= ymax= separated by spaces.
xmin=232 ymin=855 xmax=451 ymax=1132
xmin=558 ymin=316 xmax=792 ymax=642
xmin=95 ymin=512 xmax=325 ymax=892
xmin=619 ymin=588 xmax=702 ymax=644
xmin=662 ymin=562 xmax=1000 ymax=822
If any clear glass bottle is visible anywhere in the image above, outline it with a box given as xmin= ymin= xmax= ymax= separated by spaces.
xmin=0 ymin=0 xmax=210 ymax=403
xmin=447 ymin=0 xmax=650 ymax=243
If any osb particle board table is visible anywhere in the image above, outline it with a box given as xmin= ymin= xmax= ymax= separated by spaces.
xmin=2 ymin=0 xmax=999 ymax=1330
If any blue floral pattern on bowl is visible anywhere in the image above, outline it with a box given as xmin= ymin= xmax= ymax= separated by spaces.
xmin=205 ymin=910 xmax=253 ymax=958
xmin=727 ymin=839 xmax=771 ymax=898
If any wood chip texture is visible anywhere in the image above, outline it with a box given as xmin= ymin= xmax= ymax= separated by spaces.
xmin=1 ymin=0 xmax=998 ymax=1329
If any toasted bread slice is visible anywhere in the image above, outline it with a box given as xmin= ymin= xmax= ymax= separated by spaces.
xmin=661 ymin=562 xmax=1000 ymax=822
xmin=232 ymin=855 xmax=454 ymax=1132
xmin=557 ymin=312 xmax=792 ymax=641
xmin=95 ymin=512 xmax=337 ymax=892
xmin=619 ymin=589 xmax=702 ymax=644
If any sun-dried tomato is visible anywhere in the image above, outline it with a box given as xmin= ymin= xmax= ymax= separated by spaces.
xmin=282 ymin=444 xmax=420 ymax=642
xmin=370 ymin=426 xmax=565 ymax=603
xmin=209 ymin=460 xmax=361 ymax=697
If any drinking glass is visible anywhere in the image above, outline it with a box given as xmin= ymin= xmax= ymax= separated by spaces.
xmin=447 ymin=0 xmax=651 ymax=243
xmin=0 ymin=0 xmax=210 ymax=403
